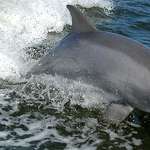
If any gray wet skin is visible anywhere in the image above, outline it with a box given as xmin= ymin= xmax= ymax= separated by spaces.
xmin=26 ymin=5 xmax=150 ymax=125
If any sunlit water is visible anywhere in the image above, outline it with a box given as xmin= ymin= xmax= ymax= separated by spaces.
xmin=0 ymin=0 xmax=150 ymax=149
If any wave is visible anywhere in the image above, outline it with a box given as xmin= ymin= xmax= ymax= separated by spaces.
xmin=0 ymin=0 xmax=114 ymax=81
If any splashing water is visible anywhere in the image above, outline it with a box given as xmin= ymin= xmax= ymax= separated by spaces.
xmin=0 ymin=0 xmax=114 ymax=81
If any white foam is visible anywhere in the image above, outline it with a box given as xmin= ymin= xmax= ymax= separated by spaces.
xmin=23 ymin=74 xmax=107 ymax=110
xmin=0 ymin=131 xmax=9 ymax=138
xmin=132 ymin=138 xmax=142 ymax=146
xmin=0 ymin=0 xmax=114 ymax=81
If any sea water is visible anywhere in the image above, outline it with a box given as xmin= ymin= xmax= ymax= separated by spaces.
xmin=0 ymin=0 xmax=150 ymax=149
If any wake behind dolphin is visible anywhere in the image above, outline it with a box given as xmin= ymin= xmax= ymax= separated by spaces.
xmin=26 ymin=5 xmax=150 ymax=124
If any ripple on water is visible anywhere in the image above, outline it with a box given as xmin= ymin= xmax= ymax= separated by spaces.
xmin=0 ymin=75 xmax=149 ymax=149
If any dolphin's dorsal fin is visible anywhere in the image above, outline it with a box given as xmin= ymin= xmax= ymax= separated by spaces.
xmin=67 ymin=5 xmax=98 ymax=33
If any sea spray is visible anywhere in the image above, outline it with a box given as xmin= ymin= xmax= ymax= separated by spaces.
xmin=0 ymin=0 xmax=114 ymax=81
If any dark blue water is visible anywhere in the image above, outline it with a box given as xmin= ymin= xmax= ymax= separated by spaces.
xmin=0 ymin=0 xmax=150 ymax=149
xmin=97 ymin=1 xmax=148 ymax=42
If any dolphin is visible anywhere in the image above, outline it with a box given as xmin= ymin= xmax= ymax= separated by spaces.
xmin=26 ymin=5 xmax=150 ymax=124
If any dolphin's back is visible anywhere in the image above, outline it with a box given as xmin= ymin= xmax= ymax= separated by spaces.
xmin=26 ymin=31 xmax=150 ymax=107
